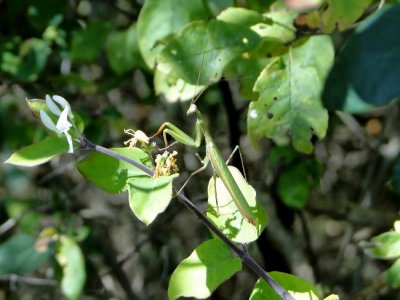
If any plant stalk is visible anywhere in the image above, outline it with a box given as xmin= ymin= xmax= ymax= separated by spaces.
xmin=79 ymin=137 xmax=294 ymax=300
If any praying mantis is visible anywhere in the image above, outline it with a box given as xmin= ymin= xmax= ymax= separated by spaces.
xmin=154 ymin=102 xmax=261 ymax=226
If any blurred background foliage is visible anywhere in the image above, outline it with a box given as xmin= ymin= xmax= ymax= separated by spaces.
xmin=1 ymin=0 xmax=400 ymax=299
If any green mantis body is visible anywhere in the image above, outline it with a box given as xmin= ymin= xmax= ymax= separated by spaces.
xmin=155 ymin=104 xmax=259 ymax=226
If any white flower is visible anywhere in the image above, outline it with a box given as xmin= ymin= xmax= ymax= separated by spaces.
xmin=40 ymin=95 xmax=75 ymax=153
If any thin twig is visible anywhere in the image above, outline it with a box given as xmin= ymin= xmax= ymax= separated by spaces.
xmin=0 ymin=275 xmax=56 ymax=287
xmin=79 ymin=137 xmax=294 ymax=300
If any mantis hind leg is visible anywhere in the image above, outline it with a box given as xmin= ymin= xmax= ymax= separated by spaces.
xmin=225 ymin=145 xmax=247 ymax=181
xmin=174 ymin=154 xmax=210 ymax=196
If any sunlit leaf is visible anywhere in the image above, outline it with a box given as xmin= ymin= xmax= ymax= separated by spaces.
xmin=250 ymin=272 xmax=319 ymax=300
xmin=207 ymin=0 xmax=234 ymax=16
xmin=5 ymin=136 xmax=69 ymax=167
xmin=322 ymin=0 xmax=372 ymax=32
xmin=168 ymin=239 xmax=242 ymax=299
xmin=252 ymin=9 xmax=297 ymax=42
xmin=56 ymin=236 xmax=86 ymax=300
xmin=387 ymin=258 xmax=400 ymax=288
xmin=323 ymin=295 xmax=339 ymax=300
xmin=0 ymin=234 xmax=51 ymax=275
xmin=127 ymin=174 xmax=178 ymax=225
xmin=248 ymin=35 xmax=333 ymax=154
xmin=224 ymin=40 xmax=287 ymax=100
xmin=370 ymin=231 xmax=400 ymax=259
xmin=217 ymin=7 xmax=264 ymax=26
xmin=154 ymin=68 xmax=206 ymax=102
xmin=157 ymin=19 xmax=261 ymax=86
xmin=137 ymin=0 xmax=208 ymax=68
xmin=207 ymin=166 xmax=267 ymax=243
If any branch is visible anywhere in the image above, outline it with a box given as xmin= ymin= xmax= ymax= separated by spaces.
xmin=0 ymin=275 xmax=56 ymax=287
xmin=79 ymin=137 xmax=294 ymax=300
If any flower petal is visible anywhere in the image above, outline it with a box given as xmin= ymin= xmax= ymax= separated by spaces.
xmin=65 ymin=132 xmax=74 ymax=153
xmin=46 ymin=95 xmax=62 ymax=116
xmin=52 ymin=95 xmax=73 ymax=117
xmin=40 ymin=110 xmax=58 ymax=132
xmin=56 ymin=107 xmax=72 ymax=133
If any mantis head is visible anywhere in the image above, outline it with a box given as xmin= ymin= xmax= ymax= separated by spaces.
xmin=187 ymin=103 xmax=198 ymax=116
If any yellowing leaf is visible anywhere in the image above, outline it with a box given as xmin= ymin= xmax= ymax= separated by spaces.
xmin=322 ymin=0 xmax=372 ymax=32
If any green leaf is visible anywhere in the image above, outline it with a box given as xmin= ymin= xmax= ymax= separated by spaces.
xmin=252 ymin=10 xmax=297 ymax=42
xmin=26 ymin=0 xmax=67 ymax=31
xmin=248 ymin=35 xmax=333 ymax=154
xmin=224 ymin=39 xmax=287 ymax=100
xmin=322 ymin=0 xmax=372 ymax=32
xmin=387 ymin=258 xmax=400 ymax=288
xmin=168 ymin=239 xmax=242 ymax=299
xmin=71 ymin=21 xmax=112 ymax=62
xmin=5 ymin=136 xmax=69 ymax=167
xmin=370 ymin=231 xmax=400 ymax=259
xmin=217 ymin=7 xmax=264 ymax=27
xmin=207 ymin=166 xmax=267 ymax=243
xmin=154 ymin=68 xmax=206 ymax=102
xmin=106 ymin=24 xmax=145 ymax=74
xmin=268 ymin=145 xmax=297 ymax=166
xmin=207 ymin=0 xmax=234 ymax=16
xmin=157 ymin=19 xmax=261 ymax=86
xmin=137 ymin=0 xmax=208 ymax=68
xmin=278 ymin=160 xmax=322 ymax=209
xmin=323 ymin=4 xmax=400 ymax=110
xmin=323 ymin=295 xmax=340 ymax=300
xmin=1 ymin=38 xmax=51 ymax=82
xmin=0 ymin=234 xmax=51 ymax=275
xmin=250 ymin=272 xmax=319 ymax=300
xmin=56 ymin=236 xmax=86 ymax=300
xmin=127 ymin=174 xmax=178 ymax=225
xmin=77 ymin=147 xmax=152 ymax=194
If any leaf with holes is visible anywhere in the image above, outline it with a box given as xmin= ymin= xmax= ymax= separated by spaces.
xmin=248 ymin=35 xmax=333 ymax=154
xmin=157 ymin=19 xmax=260 ymax=86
